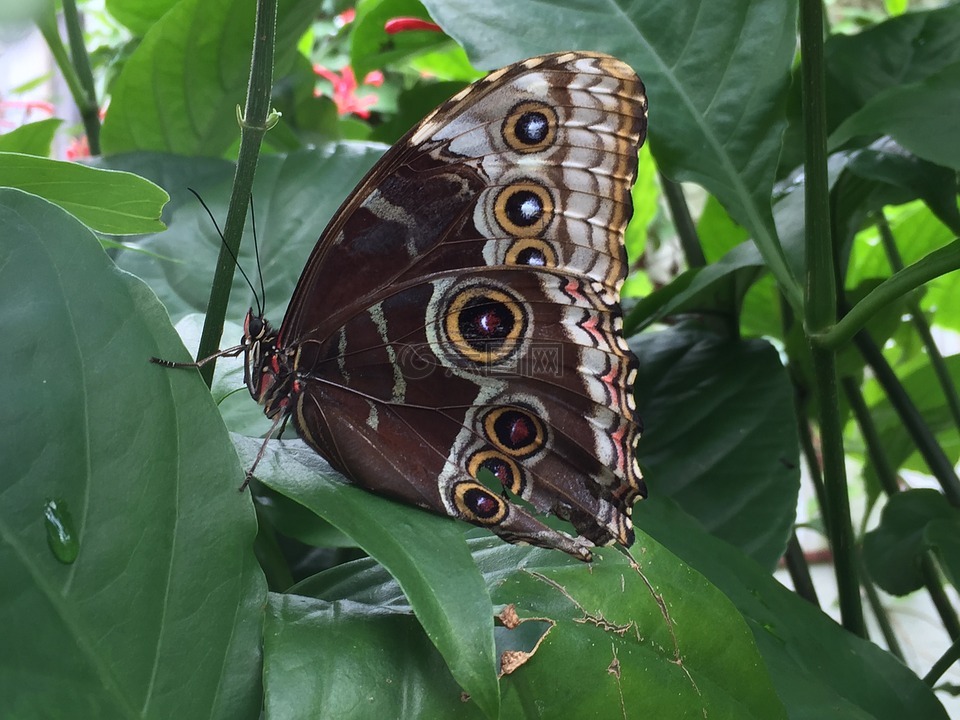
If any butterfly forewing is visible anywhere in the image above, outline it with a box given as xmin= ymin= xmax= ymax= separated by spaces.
xmin=257 ymin=52 xmax=648 ymax=561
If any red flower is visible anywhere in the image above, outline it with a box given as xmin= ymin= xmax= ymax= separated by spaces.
xmin=384 ymin=17 xmax=442 ymax=34
xmin=0 ymin=99 xmax=55 ymax=129
xmin=65 ymin=135 xmax=90 ymax=160
xmin=313 ymin=64 xmax=381 ymax=119
xmin=363 ymin=70 xmax=384 ymax=87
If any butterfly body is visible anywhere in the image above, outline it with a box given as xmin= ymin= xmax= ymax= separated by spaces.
xmin=244 ymin=52 xmax=648 ymax=561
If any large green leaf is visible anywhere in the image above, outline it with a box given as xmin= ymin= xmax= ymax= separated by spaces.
xmin=643 ymin=498 xmax=950 ymax=720
xmin=863 ymin=489 xmax=960 ymax=596
xmin=287 ymin=538 xmax=786 ymax=719
xmin=100 ymin=0 xmax=318 ymax=156
xmin=632 ymin=325 xmax=800 ymax=569
xmin=0 ymin=152 xmax=167 ymax=234
xmin=0 ymin=118 xmax=61 ymax=156
xmin=269 ymin=513 xmax=949 ymax=718
xmin=625 ymin=241 xmax=766 ymax=332
xmin=237 ymin=438 xmax=501 ymax=718
xmin=0 ymin=189 xmax=265 ymax=718
xmin=351 ymin=0 xmax=454 ymax=79
xmin=106 ymin=0 xmax=178 ymax=35
xmin=824 ymin=4 xmax=960 ymax=131
xmin=781 ymin=3 xmax=960 ymax=173
xmin=831 ymin=61 xmax=960 ymax=171
xmin=843 ymin=138 xmax=960 ymax=236
xmin=424 ymin=0 xmax=801 ymax=306
xmin=264 ymin=594 xmax=486 ymax=718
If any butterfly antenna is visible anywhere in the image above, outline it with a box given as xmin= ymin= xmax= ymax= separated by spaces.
xmin=248 ymin=193 xmax=266 ymax=318
xmin=187 ymin=187 xmax=262 ymax=316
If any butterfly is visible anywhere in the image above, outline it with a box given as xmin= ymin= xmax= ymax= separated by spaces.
xmin=161 ymin=52 xmax=648 ymax=561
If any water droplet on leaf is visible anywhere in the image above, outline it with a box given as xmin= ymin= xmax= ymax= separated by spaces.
xmin=44 ymin=499 xmax=79 ymax=564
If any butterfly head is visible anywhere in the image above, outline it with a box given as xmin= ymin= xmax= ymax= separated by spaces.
xmin=242 ymin=309 xmax=296 ymax=419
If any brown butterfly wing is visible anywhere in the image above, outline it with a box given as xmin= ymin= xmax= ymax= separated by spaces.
xmin=280 ymin=52 xmax=647 ymax=560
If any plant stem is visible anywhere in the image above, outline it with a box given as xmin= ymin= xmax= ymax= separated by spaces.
xmin=924 ymin=633 xmax=960 ymax=686
xmin=60 ymin=0 xmax=101 ymax=154
xmin=922 ymin=555 xmax=960 ymax=641
xmin=853 ymin=332 xmax=960 ymax=506
xmin=659 ymin=172 xmax=706 ymax=268
xmin=785 ymin=293 xmax=828 ymax=517
xmin=783 ymin=531 xmax=820 ymax=607
xmin=35 ymin=9 xmax=92 ymax=138
xmin=841 ymin=377 xmax=899 ymax=496
xmin=799 ymin=0 xmax=865 ymax=637
xmin=195 ymin=0 xmax=279 ymax=385
xmin=819 ymin=237 xmax=960 ymax=349
xmin=876 ymin=215 xmax=960 ymax=436
xmin=811 ymin=348 xmax=864 ymax=635
xmin=858 ymin=552 xmax=903 ymax=660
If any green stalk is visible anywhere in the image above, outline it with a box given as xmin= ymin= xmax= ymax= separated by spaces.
xmin=795 ymin=404 xmax=828 ymax=519
xmin=35 ymin=1 xmax=102 ymax=154
xmin=857 ymin=552 xmax=903 ymax=660
xmin=783 ymin=531 xmax=820 ymax=607
xmin=853 ymin=332 xmax=960 ymax=506
xmin=924 ymin=633 xmax=960 ymax=686
xmin=922 ymin=555 xmax=960 ymax=641
xmin=61 ymin=0 xmax=101 ymax=154
xmin=784 ymin=294 xmax=828 ymax=517
xmin=659 ymin=172 xmax=706 ymax=268
xmin=799 ymin=0 xmax=865 ymax=636
xmin=842 ymin=377 xmax=899 ymax=496
xmin=35 ymin=12 xmax=88 ymax=117
xmin=820 ymin=237 xmax=960 ymax=349
xmin=877 ymin=216 xmax=960 ymax=435
xmin=194 ymin=0 xmax=279 ymax=386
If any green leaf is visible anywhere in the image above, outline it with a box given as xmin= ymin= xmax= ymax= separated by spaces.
xmin=264 ymin=594 xmax=487 ymax=719
xmin=632 ymin=325 xmax=800 ymax=569
xmin=699 ymin=195 xmax=751 ymax=264
xmin=295 ymin=538 xmax=787 ymax=719
xmin=409 ymin=44 xmax=486 ymax=83
xmin=863 ymin=489 xmax=960 ymax=596
xmin=105 ymin=0 xmax=179 ymax=34
xmin=781 ymin=3 xmax=960 ymax=173
xmin=351 ymin=0 xmax=452 ymax=79
xmin=644 ymin=497 xmax=950 ymax=719
xmin=0 ymin=152 xmax=167 ymax=233
xmin=237 ymin=437 xmax=501 ymax=718
xmin=831 ymin=61 xmax=960 ymax=170
xmin=0 ymin=118 xmax=62 ymax=156
xmin=485 ymin=543 xmax=785 ymax=719
xmin=824 ymin=4 xmax=960 ymax=130
xmin=101 ymin=0 xmax=318 ymax=156
xmin=0 ymin=188 xmax=265 ymax=718
xmin=424 ymin=0 xmax=802 ymax=308
xmin=924 ymin=519 xmax=960 ymax=591
xmin=623 ymin=144 xmax=658 ymax=266
xmin=625 ymin=242 xmax=766 ymax=332
xmin=844 ymin=138 xmax=960 ymax=236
